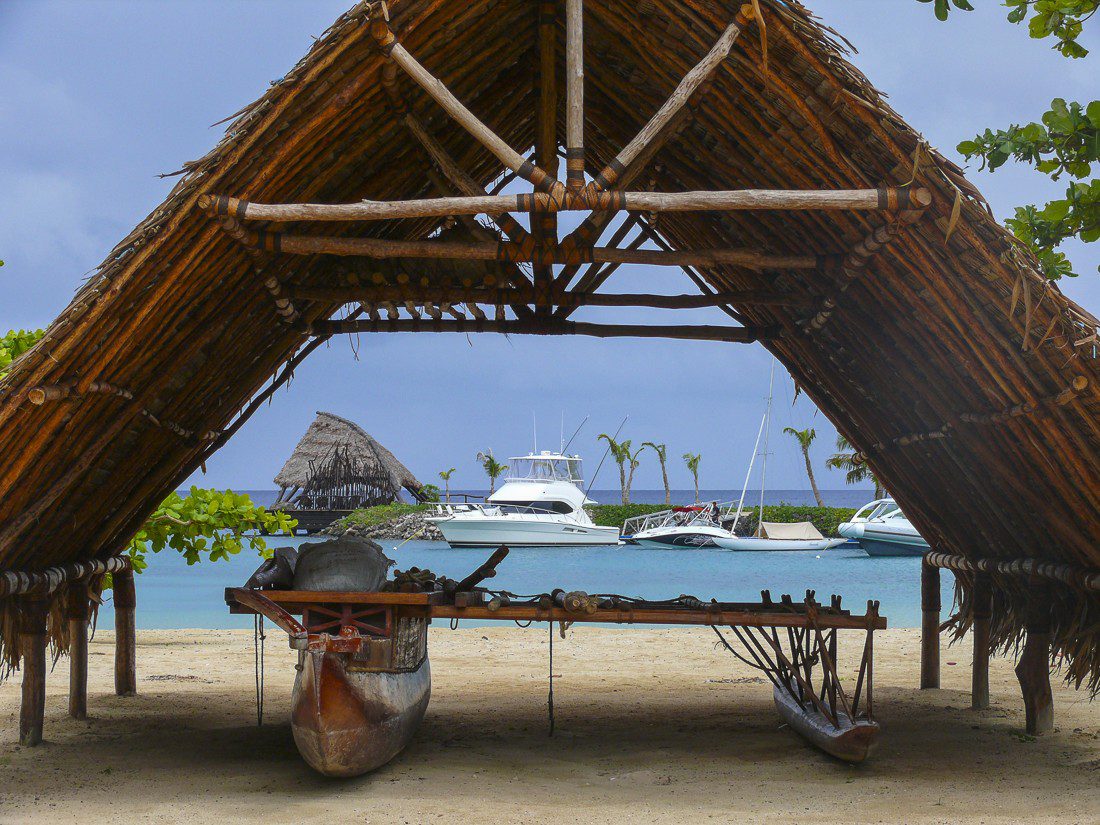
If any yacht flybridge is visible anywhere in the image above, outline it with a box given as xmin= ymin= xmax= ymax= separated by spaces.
xmin=427 ymin=452 xmax=620 ymax=548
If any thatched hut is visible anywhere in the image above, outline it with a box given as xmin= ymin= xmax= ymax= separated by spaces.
xmin=273 ymin=411 xmax=424 ymax=521
xmin=0 ymin=0 xmax=1097 ymax=748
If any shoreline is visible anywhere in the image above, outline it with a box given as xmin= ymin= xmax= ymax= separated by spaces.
xmin=1 ymin=627 xmax=1096 ymax=823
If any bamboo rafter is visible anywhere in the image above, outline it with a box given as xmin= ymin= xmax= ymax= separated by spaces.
xmin=0 ymin=556 xmax=131 ymax=599
xmin=26 ymin=382 xmax=219 ymax=442
xmin=925 ymin=551 xmax=1100 ymax=593
xmin=311 ymin=316 xmax=776 ymax=343
xmin=285 ymin=284 xmax=810 ymax=309
xmin=220 ymin=227 xmax=820 ymax=270
xmin=875 ymin=376 xmax=1090 ymax=449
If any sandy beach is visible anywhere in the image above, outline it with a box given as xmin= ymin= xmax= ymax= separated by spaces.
xmin=1 ymin=626 xmax=1097 ymax=824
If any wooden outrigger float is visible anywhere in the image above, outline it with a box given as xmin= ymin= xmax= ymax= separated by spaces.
xmin=226 ymin=547 xmax=885 ymax=775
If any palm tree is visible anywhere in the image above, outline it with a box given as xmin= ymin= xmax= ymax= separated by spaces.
xmin=826 ymin=434 xmax=884 ymax=499
xmin=475 ymin=450 xmax=508 ymax=495
xmin=643 ymin=441 xmax=671 ymax=505
xmin=598 ymin=433 xmax=640 ymax=505
xmin=682 ymin=452 xmax=701 ymax=503
xmin=438 ymin=467 xmax=456 ymax=502
xmin=782 ymin=427 xmax=824 ymax=507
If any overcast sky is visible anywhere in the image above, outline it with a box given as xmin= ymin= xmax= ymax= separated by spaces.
xmin=1 ymin=1 xmax=1096 ymax=492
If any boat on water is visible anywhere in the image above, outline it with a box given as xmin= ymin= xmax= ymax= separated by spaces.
xmin=426 ymin=451 xmax=621 ymax=547
xmin=715 ymin=361 xmax=843 ymax=552
xmin=838 ymin=498 xmax=929 ymax=557
xmin=623 ymin=503 xmax=734 ymax=548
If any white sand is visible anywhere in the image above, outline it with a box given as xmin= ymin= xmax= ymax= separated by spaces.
xmin=1 ymin=627 xmax=1097 ymax=824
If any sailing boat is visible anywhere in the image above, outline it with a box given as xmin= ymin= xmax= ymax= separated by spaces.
xmin=714 ymin=362 xmax=845 ymax=552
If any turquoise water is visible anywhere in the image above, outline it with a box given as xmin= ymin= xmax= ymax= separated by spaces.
xmin=98 ymin=536 xmax=952 ymax=631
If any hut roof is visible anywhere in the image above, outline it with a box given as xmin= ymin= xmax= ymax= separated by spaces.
xmin=0 ymin=0 xmax=1097 ymax=686
xmin=275 ymin=411 xmax=422 ymax=496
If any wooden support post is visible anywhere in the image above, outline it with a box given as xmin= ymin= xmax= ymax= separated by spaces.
xmin=66 ymin=584 xmax=90 ymax=720
xmin=920 ymin=558 xmax=940 ymax=689
xmin=113 ymin=565 xmax=137 ymax=697
xmin=1015 ymin=580 xmax=1053 ymax=735
xmin=18 ymin=598 xmax=48 ymax=746
xmin=971 ymin=571 xmax=992 ymax=710
xmin=565 ymin=0 xmax=584 ymax=190
xmin=535 ymin=0 xmax=560 ymax=314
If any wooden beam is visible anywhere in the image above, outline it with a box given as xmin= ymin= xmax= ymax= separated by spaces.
xmin=198 ymin=187 xmax=928 ymax=223
xmin=288 ymin=283 xmax=809 ymax=309
xmin=535 ymin=0 xmax=560 ymax=315
xmin=592 ymin=4 xmax=755 ymax=189
xmin=920 ymin=559 xmax=941 ymax=690
xmin=18 ymin=598 xmax=48 ymax=746
xmin=368 ymin=8 xmax=562 ymax=197
xmin=66 ymin=584 xmax=90 ymax=720
xmin=971 ymin=571 xmax=992 ymax=711
xmin=565 ymin=0 xmax=584 ymax=189
xmin=312 ymin=317 xmax=774 ymax=343
xmin=234 ymin=230 xmax=818 ymax=271
xmin=113 ymin=565 xmax=137 ymax=697
xmin=1016 ymin=580 xmax=1054 ymax=735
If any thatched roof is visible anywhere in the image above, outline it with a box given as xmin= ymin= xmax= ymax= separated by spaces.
xmin=0 ymin=0 xmax=1097 ymax=686
xmin=274 ymin=411 xmax=421 ymax=496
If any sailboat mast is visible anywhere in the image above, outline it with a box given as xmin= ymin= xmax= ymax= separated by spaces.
xmin=756 ymin=361 xmax=776 ymax=537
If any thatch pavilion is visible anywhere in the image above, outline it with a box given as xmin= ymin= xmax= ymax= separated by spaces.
xmin=273 ymin=411 xmax=424 ymax=529
xmin=0 ymin=0 xmax=1097 ymax=750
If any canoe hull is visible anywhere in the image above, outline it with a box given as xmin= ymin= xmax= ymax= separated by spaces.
xmin=772 ymin=684 xmax=880 ymax=763
xmin=291 ymin=650 xmax=431 ymax=777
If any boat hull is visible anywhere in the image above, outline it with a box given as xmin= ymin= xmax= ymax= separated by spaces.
xmin=772 ymin=684 xmax=880 ymax=763
xmin=432 ymin=517 xmax=620 ymax=547
xmin=713 ymin=537 xmax=845 ymax=552
xmin=291 ymin=650 xmax=431 ymax=777
xmin=860 ymin=527 xmax=929 ymax=557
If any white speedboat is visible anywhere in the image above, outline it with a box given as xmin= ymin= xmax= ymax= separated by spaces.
xmin=623 ymin=504 xmax=734 ymax=548
xmin=714 ymin=521 xmax=845 ymax=552
xmin=839 ymin=498 xmax=929 ymax=557
xmin=426 ymin=452 xmax=620 ymax=547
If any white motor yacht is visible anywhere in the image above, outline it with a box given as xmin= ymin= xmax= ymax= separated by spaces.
xmin=426 ymin=452 xmax=620 ymax=547
xmin=839 ymin=498 xmax=929 ymax=557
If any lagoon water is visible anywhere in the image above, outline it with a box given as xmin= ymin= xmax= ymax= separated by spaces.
xmin=101 ymin=488 xmax=948 ymax=631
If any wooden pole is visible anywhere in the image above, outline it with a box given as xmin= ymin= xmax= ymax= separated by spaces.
xmin=592 ymin=4 xmax=754 ymax=189
xmin=113 ymin=565 xmax=137 ymax=697
xmin=236 ymin=230 xmax=818 ymax=271
xmin=971 ymin=571 xmax=992 ymax=710
xmin=565 ymin=0 xmax=584 ymax=190
xmin=311 ymin=317 xmax=773 ymax=343
xmin=198 ymin=187 xmax=925 ymax=223
xmin=368 ymin=10 xmax=561 ymax=197
xmin=66 ymin=584 xmax=90 ymax=720
xmin=1015 ymin=579 xmax=1053 ymax=735
xmin=920 ymin=558 xmax=941 ymax=689
xmin=18 ymin=598 xmax=48 ymax=746
xmin=287 ymin=284 xmax=810 ymax=309
xmin=535 ymin=0 xmax=560 ymax=315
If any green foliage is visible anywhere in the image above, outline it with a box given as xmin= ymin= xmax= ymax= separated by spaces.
xmin=586 ymin=503 xmax=668 ymax=527
xmin=782 ymin=426 xmax=817 ymax=451
xmin=126 ymin=487 xmax=297 ymax=572
xmin=599 ymin=433 xmax=644 ymax=504
xmin=418 ymin=484 xmax=442 ymax=502
xmin=0 ymin=327 xmax=45 ymax=380
xmin=475 ymin=449 xmax=508 ymax=494
xmin=920 ymin=0 xmax=1097 ymax=58
xmin=826 ymin=435 xmax=883 ymax=499
xmin=336 ymin=502 xmax=426 ymax=530
xmin=957 ymin=98 xmax=1100 ymax=278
